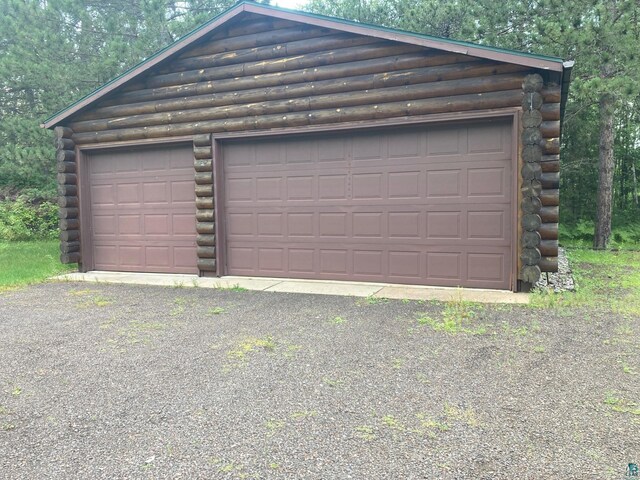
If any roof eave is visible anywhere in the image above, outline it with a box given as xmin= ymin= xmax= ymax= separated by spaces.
xmin=243 ymin=3 xmax=564 ymax=73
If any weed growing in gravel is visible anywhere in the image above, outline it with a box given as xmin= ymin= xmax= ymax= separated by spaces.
xmin=215 ymin=283 xmax=247 ymax=292
xmin=11 ymin=387 xmax=22 ymax=396
xmin=264 ymin=418 xmax=285 ymax=436
xmin=170 ymin=297 xmax=190 ymax=316
xmin=322 ymin=376 xmax=344 ymax=388
xmin=619 ymin=360 xmax=638 ymax=375
xmin=0 ymin=406 xmax=8 ymax=415
xmin=392 ymin=357 xmax=405 ymax=369
xmin=382 ymin=415 xmax=406 ymax=430
xmin=604 ymin=392 xmax=640 ymax=416
xmin=290 ymin=410 xmax=318 ymax=420
xmin=76 ymin=294 xmax=112 ymax=308
xmin=207 ymin=306 xmax=226 ymax=315
xmin=102 ymin=317 xmax=169 ymax=349
xmin=208 ymin=458 xmax=247 ymax=475
xmin=356 ymin=295 xmax=388 ymax=306
xmin=533 ymin=345 xmax=546 ymax=353
xmin=331 ymin=316 xmax=346 ymax=325
xmin=1 ymin=423 xmax=16 ymax=431
xmin=354 ymin=425 xmax=376 ymax=440
xmin=444 ymin=403 xmax=481 ymax=427
xmin=269 ymin=462 xmax=280 ymax=470
xmin=501 ymin=322 xmax=529 ymax=336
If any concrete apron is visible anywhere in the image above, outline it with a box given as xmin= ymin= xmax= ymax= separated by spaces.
xmin=54 ymin=271 xmax=529 ymax=304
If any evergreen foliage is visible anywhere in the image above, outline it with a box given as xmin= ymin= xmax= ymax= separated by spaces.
xmin=0 ymin=0 xmax=637 ymax=245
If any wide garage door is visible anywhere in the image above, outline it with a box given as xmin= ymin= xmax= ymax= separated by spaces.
xmin=86 ymin=144 xmax=197 ymax=274
xmin=222 ymin=121 xmax=513 ymax=289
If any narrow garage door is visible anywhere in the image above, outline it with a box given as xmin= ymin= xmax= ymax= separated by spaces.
xmin=222 ymin=121 xmax=513 ymax=289
xmin=87 ymin=144 xmax=197 ymax=274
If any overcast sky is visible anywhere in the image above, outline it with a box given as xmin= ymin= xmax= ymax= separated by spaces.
xmin=272 ymin=0 xmax=307 ymax=10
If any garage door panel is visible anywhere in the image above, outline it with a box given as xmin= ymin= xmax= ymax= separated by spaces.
xmin=223 ymin=122 xmax=513 ymax=289
xmin=88 ymin=144 xmax=197 ymax=274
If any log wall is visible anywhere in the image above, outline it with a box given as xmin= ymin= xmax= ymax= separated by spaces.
xmin=58 ymin=14 xmax=564 ymax=283
xmin=67 ymin=15 xmax=534 ymax=145
xmin=55 ymin=126 xmax=81 ymax=264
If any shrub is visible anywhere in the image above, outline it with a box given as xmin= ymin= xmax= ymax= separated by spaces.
xmin=0 ymin=198 xmax=58 ymax=241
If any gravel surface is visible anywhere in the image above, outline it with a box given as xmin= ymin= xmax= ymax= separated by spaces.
xmin=535 ymin=247 xmax=575 ymax=293
xmin=0 ymin=282 xmax=638 ymax=479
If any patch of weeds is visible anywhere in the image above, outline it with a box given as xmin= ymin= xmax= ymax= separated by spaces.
xmin=209 ymin=458 xmax=246 ymax=475
xmin=170 ymin=297 xmax=189 ymax=316
xmin=76 ymin=294 xmax=112 ymax=308
xmin=416 ymin=373 xmax=431 ymax=384
xmin=11 ymin=387 xmax=22 ymax=396
xmin=501 ymin=321 xmax=529 ymax=337
xmin=172 ymin=280 xmax=185 ymax=289
xmin=0 ymin=406 xmax=9 ymax=415
xmin=105 ymin=318 xmax=168 ymax=349
xmin=68 ymin=289 xmax=97 ymax=296
xmin=1 ymin=423 xmax=16 ymax=431
xmin=264 ymin=418 xmax=285 ymax=436
xmin=392 ymin=357 xmax=405 ymax=369
xmin=283 ymin=344 xmax=302 ymax=358
xmin=533 ymin=345 xmax=546 ymax=353
xmin=331 ymin=316 xmax=346 ymax=325
xmin=208 ymin=306 xmax=226 ymax=315
xmin=290 ymin=410 xmax=317 ymax=420
xmin=356 ymin=295 xmax=388 ymax=306
xmin=269 ymin=462 xmax=280 ymax=470
xmin=416 ymin=413 xmax=450 ymax=437
xmin=216 ymin=283 xmax=247 ymax=292
xmin=444 ymin=403 xmax=481 ymax=427
xmin=322 ymin=376 xmax=344 ymax=388
xmin=381 ymin=415 xmax=405 ymax=431
xmin=416 ymin=298 xmax=486 ymax=335
xmin=354 ymin=425 xmax=376 ymax=440
xmin=226 ymin=336 xmax=277 ymax=365
xmin=604 ymin=391 xmax=640 ymax=415
xmin=619 ymin=361 xmax=638 ymax=375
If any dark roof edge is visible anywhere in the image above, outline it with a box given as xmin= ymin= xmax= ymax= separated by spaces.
xmin=43 ymin=1 xmax=567 ymax=129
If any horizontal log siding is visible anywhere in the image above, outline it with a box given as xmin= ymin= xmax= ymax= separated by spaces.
xmin=69 ymin=18 xmax=533 ymax=145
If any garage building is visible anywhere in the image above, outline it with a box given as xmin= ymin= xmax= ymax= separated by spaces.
xmin=43 ymin=1 xmax=572 ymax=291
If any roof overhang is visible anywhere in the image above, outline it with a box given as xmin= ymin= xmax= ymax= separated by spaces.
xmin=42 ymin=1 xmax=569 ymax=129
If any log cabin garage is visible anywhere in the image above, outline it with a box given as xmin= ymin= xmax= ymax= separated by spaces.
xmin=43 ymin=1 xmax=572 ymax=291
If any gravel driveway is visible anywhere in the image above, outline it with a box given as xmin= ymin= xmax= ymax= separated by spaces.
xmin=0 ymin=282 xmax=638 ymax=479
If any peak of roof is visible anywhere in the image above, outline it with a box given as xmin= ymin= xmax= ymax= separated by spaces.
xmin=43 ymin=0 xmax=570 ymax=128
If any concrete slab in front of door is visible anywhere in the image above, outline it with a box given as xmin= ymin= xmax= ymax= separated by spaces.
xmin=54 ymin=272 xmax=529 ymax=304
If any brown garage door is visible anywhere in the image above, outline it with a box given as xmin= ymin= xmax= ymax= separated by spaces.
xmin=86 ymin=144 xmax=197 ymax=274
xmin=222 ymin=121 xmax=513 ymax=289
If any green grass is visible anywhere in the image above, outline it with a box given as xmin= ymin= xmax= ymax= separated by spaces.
xmin=0 ymin=240 xmax=75 ymax=291
xmin=530 ymin=248 xmax=640 ymax=314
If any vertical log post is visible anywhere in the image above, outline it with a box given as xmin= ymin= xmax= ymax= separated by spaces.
xmin=55 ymin=126 xmax=81 ymax=264
xmin=539 ymin=82 xmax=561 ymax=272
xmin=193 ymin=134 xmax=216 ymax=275
xmin=519 ymin=74 xmax=544 ymax=286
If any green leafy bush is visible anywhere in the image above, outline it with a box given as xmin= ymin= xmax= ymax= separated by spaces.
xmin=0 ymin=198 xmax=58 ymax=241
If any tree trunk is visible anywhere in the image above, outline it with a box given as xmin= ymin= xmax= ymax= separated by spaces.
xmin=632 ymin=161 xmax=639 ymax=207
xmin=594 ymin=93 xmax=616 ymax=249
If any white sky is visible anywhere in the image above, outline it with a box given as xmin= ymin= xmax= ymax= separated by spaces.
xmin=272 ymin=0 xmax=307 ymax=10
